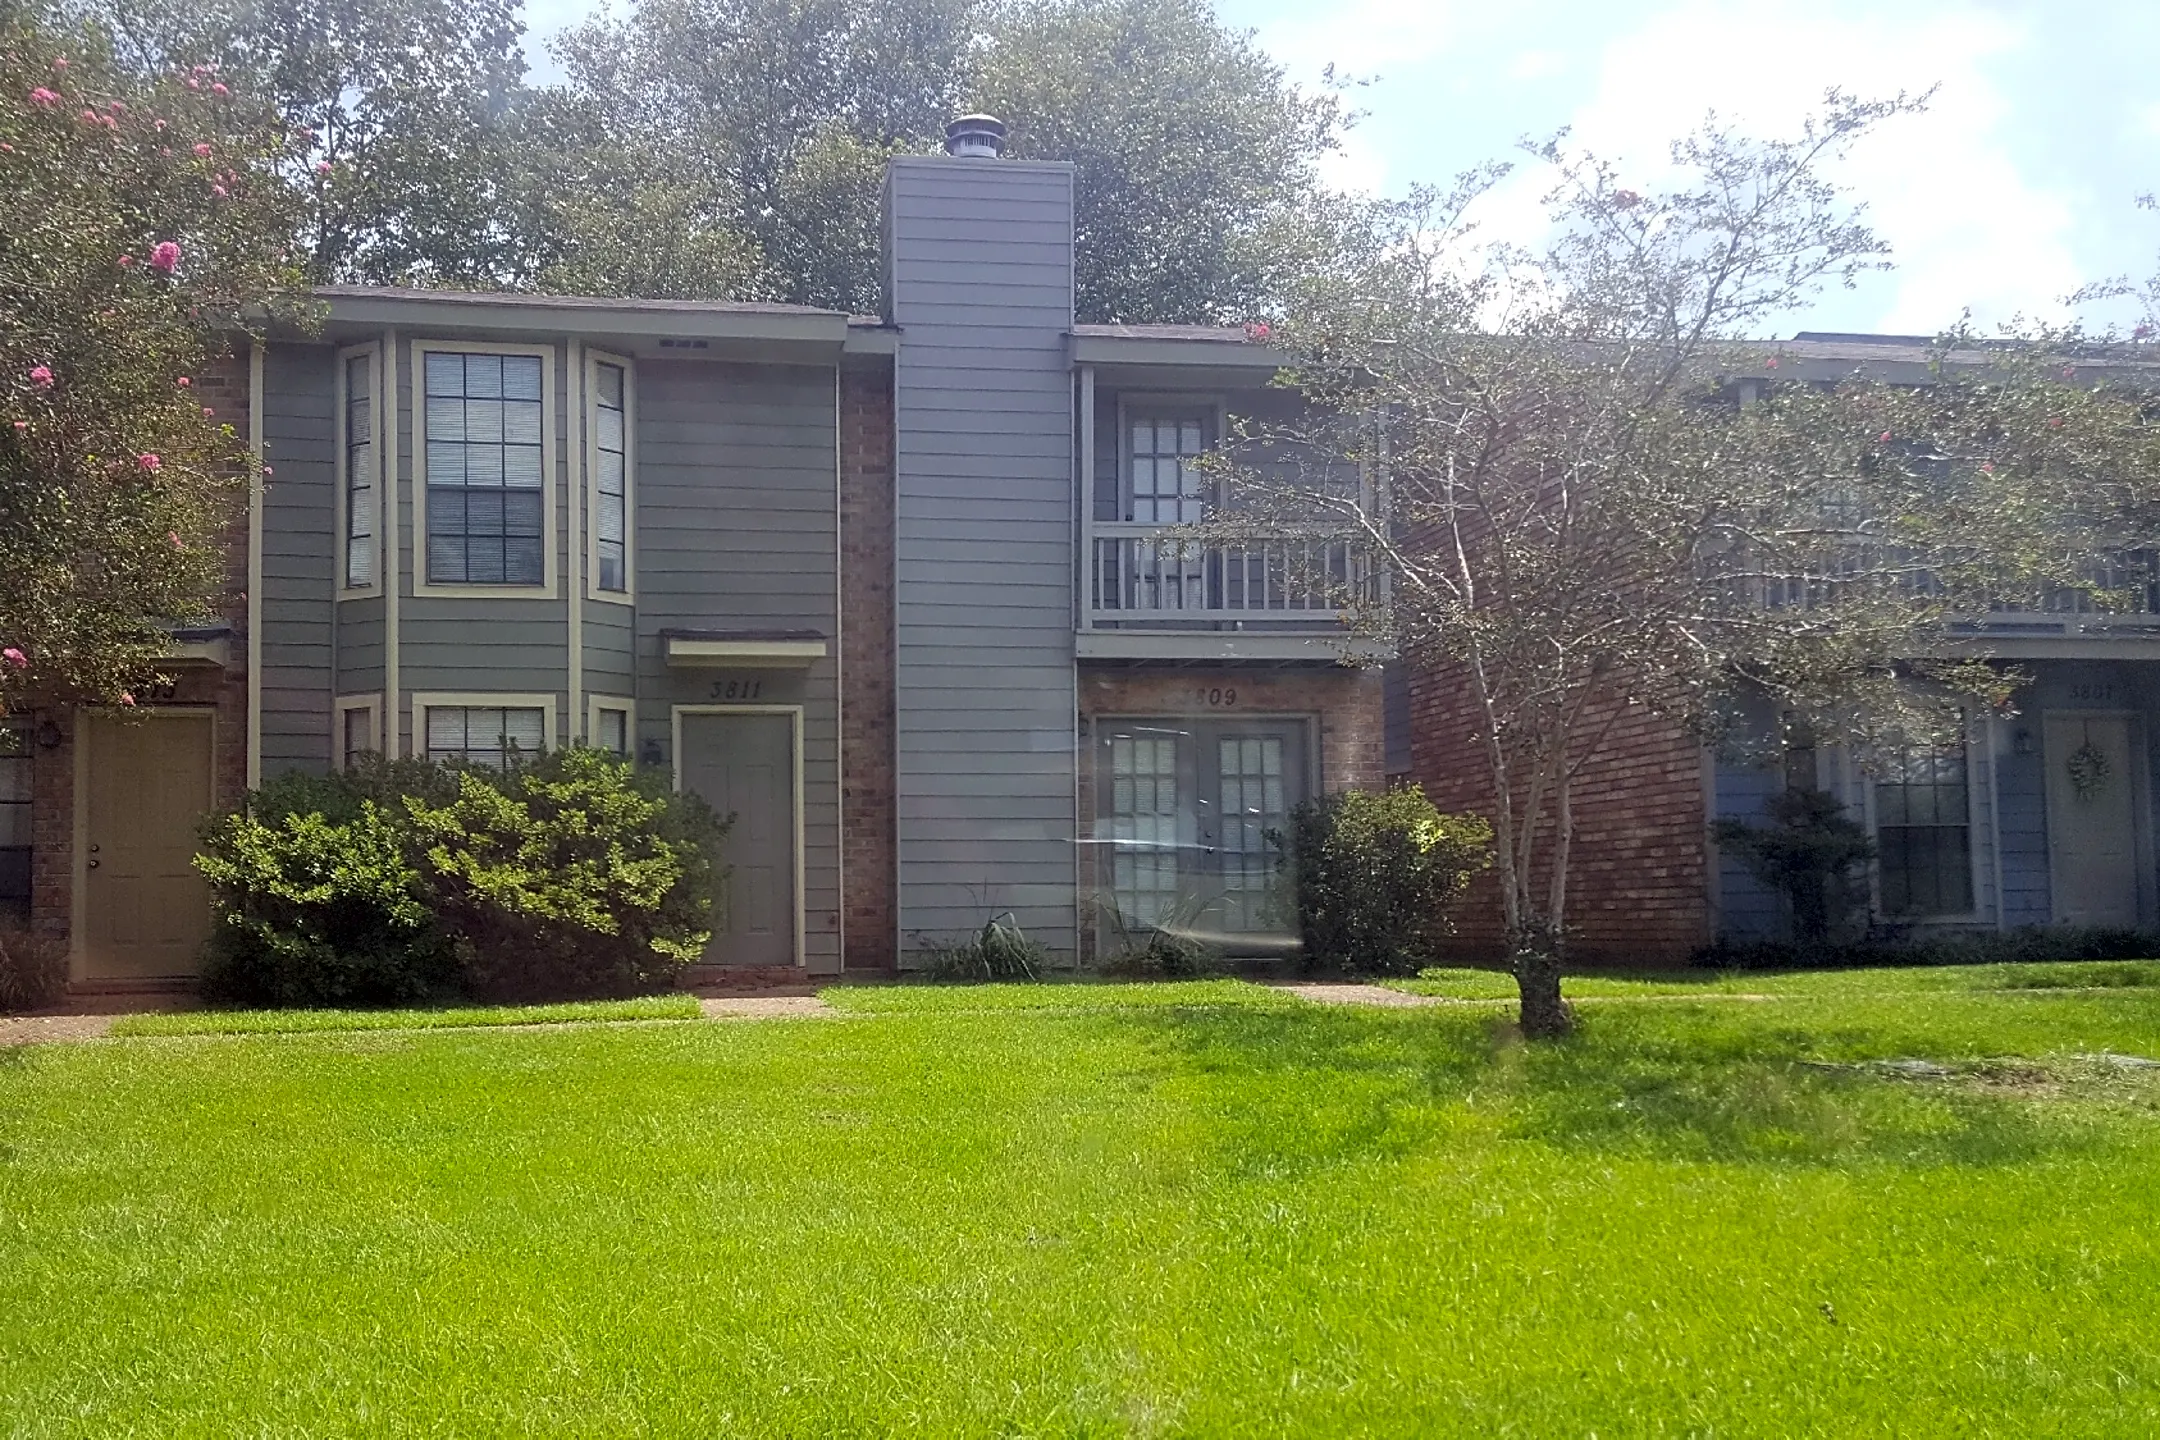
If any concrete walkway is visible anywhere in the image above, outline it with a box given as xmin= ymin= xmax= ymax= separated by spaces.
xmin=1275 ymin=983 xmax=1445 ymax=1008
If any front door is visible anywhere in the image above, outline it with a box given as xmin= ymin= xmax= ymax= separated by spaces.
xmin=1097 ymin=718 xmax=1308 ymax=945
xmin=81 ymin=710 xmax=216 ymax=980
xmin=678 ymin=710 xmax=798 ymax=967
xmin=2044 ymin=712 xmax=2146 ymax=927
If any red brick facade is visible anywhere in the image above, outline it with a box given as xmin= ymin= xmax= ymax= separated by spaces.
xmin=31 ymin=349 xmax=254 ymax=979
xmin=839 ymin=364 xmax=898 ymax=971
xmin=1406 ymin=660 xmax=1710 ymax=964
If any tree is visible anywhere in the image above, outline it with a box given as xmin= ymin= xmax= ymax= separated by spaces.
xmin=80 ymin=0 xmax=530 ymax=285
xmin=1228 ymin=95 xmax=2160 ymax=1036
xmin=0 ymin=4 xmax=308 ymax=708
xmin=552 ymin=0 xmax=1358 ymax=318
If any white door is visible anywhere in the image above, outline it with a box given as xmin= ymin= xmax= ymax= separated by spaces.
xmin=2044 ymin=712 xmax=2145 ymax=927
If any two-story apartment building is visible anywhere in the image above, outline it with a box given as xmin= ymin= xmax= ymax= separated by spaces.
xmin=31 ymin=126 xmax=1384 ymax=990
xmin=1403 ymin=333 xmax=2160 ymax=961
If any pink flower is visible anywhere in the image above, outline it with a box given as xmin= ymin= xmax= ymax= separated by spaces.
xmin=185 ymin=77 xmax=199 ymax=90
xmin=117 ymin=254 xmax=134 ymax=268
xmin=192 ymin=142 xmax=211 ymax=157
xmin=211 ymin=82 xmax=228 ymax=96
xmin=158 ymin=146 xmax=170 ymax=157
xmin=2049 ymin=416 xmax=2063 ymax=428
xmin=1612 ymin=189 xmax=1642 ymax=208
xmin=77 ymin=108 xmax=97 ymax=123
xmin=28 ymin=87 xmax=57 ymax=105
xmin=28 ymin=365 xmax=52 ymax=389
xmin=153 ymin=119 xmax=165 ymax=131
xmin=2136 ymin=323 xmax=2155 ymax=341
xmin=168 ymin=531 xmax=182 ymax=547
xmin=2062 ymin=365 xmax=2077 ymax=379
xmin=1764 ymin=357 xmax=1779 ymax=370
xmin=175 ymin=376 xmax=190 ymax=387
xmin=1878 ymin=431 xmax=1892 ymax=443
xmin=260 ymin=465 xmax=273 ymax=477
xmin=0 ymin=143 xmax=10 ymax=152
xmin=314 ymin=160 xmax=332 ymax=177
xmin=1242 ymin=320 xmax=1272 ymax=342
xmin=1 ymin=648 xmax=25 ymax=670
xmin=10 ymin=421 xmax=25 ymax=432
xmin=1979 ymin=461 xmax=1995 ymax=474
xmin=117 ymin=692 xmax=134 ymax=707
xmin=211 ymin=184 xmax=227 ymax=197
xmin=149 ymin=240 xmax=179 ymax=273
xmin=202 ymin=406 xmax=214 ymax=417
xmin=51 ymin=57 xmax=66 ymax=69
xmin=136 ymin=452 xmax=160 ymax=472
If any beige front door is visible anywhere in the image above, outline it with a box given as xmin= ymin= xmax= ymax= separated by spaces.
xmin=2044 ymin=712 xmax=2146 ymax=928
xmin=81 ymin=710 xmax=216 ymax=980
xmin=678 ymin=710 xmax=798 ymax=968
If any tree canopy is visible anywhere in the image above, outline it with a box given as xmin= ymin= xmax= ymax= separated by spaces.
xmin=0 ymin=1 xmax=307 ymax=707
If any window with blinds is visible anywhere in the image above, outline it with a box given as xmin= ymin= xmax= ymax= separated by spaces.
xmin=425 ymin=706 xmax=544 ymax=768
xmin=594 ymin=361 xmax=628 ymax=593
xmin=424 ymin=352 xmax=546 ymax=586
xmin=343 ymin=353 xmax=375 ymax=588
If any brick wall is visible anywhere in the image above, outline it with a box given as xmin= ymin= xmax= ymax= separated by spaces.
xmin=1406 ymin=659 xmax=1710 ymax=964
xmin=838 ymin=364 xmax=897 ymax=971
xmin=30 ymin=347 xmax=253 ymax=965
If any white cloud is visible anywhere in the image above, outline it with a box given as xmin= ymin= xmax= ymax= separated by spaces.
xmin=1460 ymin=1 xmax=2083 ymax=335
xmin=1255 ymin=0 xmax=1459 ymax=79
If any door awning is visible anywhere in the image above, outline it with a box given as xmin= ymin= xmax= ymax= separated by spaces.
xmin=660 ymin=628 xmax=829 ymax=668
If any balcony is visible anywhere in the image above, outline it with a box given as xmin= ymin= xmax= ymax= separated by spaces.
xmin=1078 ymin=522 xmax=1387 ymax=661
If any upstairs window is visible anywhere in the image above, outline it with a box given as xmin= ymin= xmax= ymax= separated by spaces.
xmin=342 ymin=352 xmax=375 ymax=589
xmin=424 ymin=351 xmax=546 ymax=586
xmin=593 ymin=361 xmax=629 ymax=594
xmin=1875 ymin=745 xmax=1973 ymax=916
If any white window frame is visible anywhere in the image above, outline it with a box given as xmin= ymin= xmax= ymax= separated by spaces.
xmin=334 ymin=693 xmax=382 ymax=771
xmin=335 ymin=343 xmax=383 ymax=597
xmin=585 ymin=349 xmax=636 ymax=604
xmin=587 ymin=694 xmax=635 ymax=758
xmin=412 ymin=341 xmax=559 ymax=599
xmin=410 ymin=692 xmax=559 ymax=766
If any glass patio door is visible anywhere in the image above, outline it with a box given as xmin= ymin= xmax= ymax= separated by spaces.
xmin=1098 ymin=718 xmax=1309 ymax=943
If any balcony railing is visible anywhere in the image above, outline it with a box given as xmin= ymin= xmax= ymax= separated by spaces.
xmin=1085 ymin=522 xmax=1374 ymax=628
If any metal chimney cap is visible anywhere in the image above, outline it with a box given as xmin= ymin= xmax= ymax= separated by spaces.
xmin=944 ymin=114 xmax=1007 ymax=158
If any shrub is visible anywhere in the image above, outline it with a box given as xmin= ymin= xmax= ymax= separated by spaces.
xmin=1277 ymin=784 xmax=1492 ymax=975
xmin=412 ymin=748 xmax=725 ymax=1000
xmin=1712 ymin=787 xmax=1875 ymax=942
xmin=917 ymin=913 xmax=1049 ymax=981
xmin=1695 ymin=924 xmax=2160 ymax=971
xmin=0 ymin=924 xmax=66 ymax=1012
xmin=196 ymin=749 xmax=727 ymax=1006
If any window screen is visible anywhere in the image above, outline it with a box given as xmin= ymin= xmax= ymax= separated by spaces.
xmin=1875 ymin=746 xmax=1973 ymax=916
xmin=594 ymin=362 xmax=628 ymax=592
xmin=425 ymin=351 xmax=545 ymax=585
xmin=425 ymin=706 xmax=544 ymax=768
xmin=344 ymin=353 xmax=375 ymax=587
xmin=342 ymin=705 xmax=376 ymax=769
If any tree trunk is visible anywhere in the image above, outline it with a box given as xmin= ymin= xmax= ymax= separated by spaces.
xmin=1511 ymin=924 xmax=1573 ymax=1039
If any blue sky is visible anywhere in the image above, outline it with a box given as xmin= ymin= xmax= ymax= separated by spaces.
xmin=523 ymin=0 xmax=2160 ymax=336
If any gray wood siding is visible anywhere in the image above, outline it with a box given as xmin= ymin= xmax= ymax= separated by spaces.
xmin=635 ymin=359 xmax=843 ymax=974
xmin=260 ymin=342 xmax=336 ymax=773
xmin=887 ymin=157 xmax=1078 ymax=955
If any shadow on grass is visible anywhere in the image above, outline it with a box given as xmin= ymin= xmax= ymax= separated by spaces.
xmin=1114 ymin=1001 xmax=2083 ymax=1174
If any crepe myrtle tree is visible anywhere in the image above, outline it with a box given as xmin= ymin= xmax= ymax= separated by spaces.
xmin=1216 ymin=93 xmax=2160 ymax=1037
xmin=0 ymin=8 xmax=309 ymax=712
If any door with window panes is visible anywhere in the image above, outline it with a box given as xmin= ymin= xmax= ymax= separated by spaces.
xmin=1097 ymin=718 xmax=1308 ymax=944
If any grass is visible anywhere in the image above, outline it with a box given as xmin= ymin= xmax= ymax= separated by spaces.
xmin=1400 ymin=957 xmax=2160 ymax=1001
xmin=3 ymin=968 xmax=2159 ymax=1435
xmin=109 ymin=993 xmax=703 ymax=1037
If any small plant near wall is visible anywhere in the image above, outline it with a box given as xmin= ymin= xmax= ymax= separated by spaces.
xmin=915 ymin=913 xmax=1050 ymax=982
xmin=1276 ymin=785 xmax=1492 ymax=975
xmin=196 ymin=749 xmax=727 ymax=1006
xmin=1713 ymin=787 xmax=1877 ymax=946
xmin=0 ymin=925 xmax=66 ymax=1013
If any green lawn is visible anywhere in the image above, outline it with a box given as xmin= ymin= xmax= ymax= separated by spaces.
xmin=111 ymin=993 xmax=703 ymax=1037
xmin=4 ymin=969 xmax=2160 ymax=1436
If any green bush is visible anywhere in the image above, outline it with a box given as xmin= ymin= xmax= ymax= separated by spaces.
xmin=916 ymin=913 xmax=1050 ymax=982
xmin=1695 ymin=924 xmax=2160 ymax=971
xmin=1277 ymin=784 xmax=1492 ymax=975
xmin=1712 ymin=787 xmax=1875 ymax=942
xmin=197 ymin=750 xmax=727 ymax=1006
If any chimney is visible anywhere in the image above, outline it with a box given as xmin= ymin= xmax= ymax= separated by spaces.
xmin=943 ymin=114 xmax=1007 ymax=159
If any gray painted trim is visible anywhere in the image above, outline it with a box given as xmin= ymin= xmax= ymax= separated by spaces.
xmin=1075 ymin=632 xmax=1392 ymax=662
